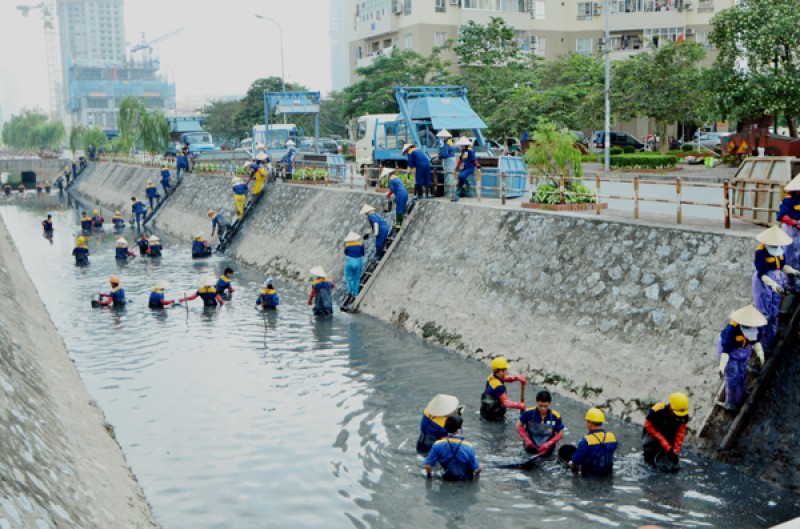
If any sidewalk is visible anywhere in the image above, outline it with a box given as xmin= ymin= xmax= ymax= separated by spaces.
xmin=582 ymin=161 xmax=739 ymax=182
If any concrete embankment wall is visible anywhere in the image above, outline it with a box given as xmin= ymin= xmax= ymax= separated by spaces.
xmin=0 ymin=159 xmax=67 ymax=183
xmin=74 ymin=163 xmax=753 ymax=427
xmin=0 ymin=217 xmax=158 ymax=528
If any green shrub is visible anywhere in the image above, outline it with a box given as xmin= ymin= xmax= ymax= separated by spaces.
xmin=610 ymin=146 xmax=623 ymax=155
xmin=622 ymin=145 xmax=636 ymax=154
xmin=609 ymin=154 xmax=677 ymax=169
xmin=681 ymin=144 xmax=694 ymax=152
xmin=531 ymin=180 xmax=597 ymax=204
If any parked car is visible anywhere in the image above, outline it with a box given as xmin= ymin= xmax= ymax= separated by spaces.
xmin=694 ymin=132 xmax=732 ymax=152
xmin=587 ymin=131 xmax=645 ymax=151
xmin=301 ymin=138 xmax=340 ymax=154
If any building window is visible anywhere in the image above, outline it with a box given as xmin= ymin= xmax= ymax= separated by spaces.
xmin=696 ymin=31 xmax=711 ymax=49
xmin=576 ymin=37 xmax=593 ymax=54
xmin=404 ymin=33 xmax=413 ymax=49
xmin=404 ymin=0 xmax=412 ymax=15
xmin=533 ymin=0 xmax=545 ymax=19
xmin=577 ymin=2 xmax=593 ymax=20
xmin=435 ymin=32 xmax=448 ymax=47
xmin=435 ymin=0 xmax=446 ymax=12
xmin=644 ymin=27 xmax=684 ymax=48
xmin=535 ymin=36 xmax=546 ymax=57
xmin=698 ymin=0 xmax=714 ymax=10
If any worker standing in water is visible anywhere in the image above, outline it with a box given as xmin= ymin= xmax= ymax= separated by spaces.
xmin=115 ymin=237 xmax=136 ymax=260
xmin=136 ymin=232 xmax=150 ymax=256
xmin=384 ymin=168 xmax=409 ymax=228
xmin=80 ymin=211 xmax=93 ymax=232
xmin=752 ymin=225 xmax=800 ymax=349
xmin=72 ymin=236 xmax=90 ymax=266
xmin=179 ymin=276 xmax=225 ymax=307
xmin=642 ymin=393 xmax=690 ymax=466
xmin=480 ymin=356 xmax=526 ymax=421
xmin=308 ymin=266 xmax=334 ymax=317
xmin=360 ymin=204 xmax=389 ymax=260
xmin=424 ymin=416 xmax=482 ymax=481
xmin=569 ymin=408 xmax=618 ymax=477
xmin=192 ymin=233 xmax=212 ymax=258
xmin=148 ymin=280 xmax=177 ymax=309
xmin=417 ymin=394 xmax=464 ymax=454
xmin=41 ymin=214 xmax=54 ymax=235
xmin=403 ymin=143 xmax=433 ymax=199
xmin=145 ymin=179 xmax=161 ymax=209
xmin=231 ymin=177 xmax=248 ymax=219
xmin=516 ymin=390 xmax=564 ymax=455
xmin=256 ymin=278 xmax=280 ymax=310
xmin=216 ymin=267 xmax=236 ymax=298
xmin=437 ymin=129 xmax=456 ymax=198
xmin=146 ymin=235 xmax=162 ymax=258
xmin=96 ymin=275 xmax=127 ymax=307
xmin=718 ymin=304 xmax=768 ymax=412
xmin=91 ymin=209 xmax=104 ymax=230
xmin=343 ymin=231 xmax=365 ymax=298
xmin=112 ymin=211 xmax=126 ymax=231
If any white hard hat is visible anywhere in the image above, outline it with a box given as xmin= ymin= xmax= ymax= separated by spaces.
xmin=756 ymin=225 xmax=792 ymax=246
xmin=116 ymin=237 xmax=126 ymax=244
xmin=380 ymin=168 xmax=395 ymax=178
xmin=426 ymin=394 xmax=461 ymax=416
xmin=436 ymin=129 xmax=452 ymax=138
xmin=730 ymin=305 xmax=768 ymax=327
xmin=201 ymin=275 xmax=216 ymax=287
xmin=154 ymin=279 xmax=169 ymax=290
xmin=456 ymin=137 xmax=472 ymax=146
xmin=148 ymin=235 xmax=159 ymax=243
xmin=285 ymin=140 xmax=296 ymax=146
xmin=402 ymin=144 xmax=415 ymax=154
xmin=255 ymin=153 xmax=268 ymax=161
xmin=263 ymin=277 xmax=274 ymax=287
xmin=256 ymin=143 xmax=266 ymax=150
xmin=785 ymin=174 xmax=800 ymax=192
xmin=344 ymin=231 xmax=361 ymax=242
xmin=360 ymin=204 xmax=376 ymax=215
xmin=309 ymin=266 xmax=327 ymax=278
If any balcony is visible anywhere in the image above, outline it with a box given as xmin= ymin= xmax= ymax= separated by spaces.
xmin=609 ymin=9 xmax=685 ymax=31
xmin=356 ymin=46 xmax=395 ymax=69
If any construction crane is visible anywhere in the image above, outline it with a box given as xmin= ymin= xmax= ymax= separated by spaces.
xmin=130 ymin=28 xmax=184 ymax=64
xmin=17 ymin=2 xmax=62 ymax=121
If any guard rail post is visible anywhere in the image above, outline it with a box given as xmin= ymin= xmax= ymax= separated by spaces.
xmin=501 ymin=172 xmax=507 ymax=205
xmin=325 ymin=162 xmax=330 ymax=186
xmin=724 ymin=179 xmax=731 ymax=229
xmin=476 ymin=169 xmax=482 ymax=202
xmin=676 ymin=176 xmax=683 ymax=225
xmin=634 ymin=176 xmax=640 ymax=220
xmin=595 ymin=174 xmax=602 ymax=215
xmin=559 ymin=174 xmax=565 ymax=205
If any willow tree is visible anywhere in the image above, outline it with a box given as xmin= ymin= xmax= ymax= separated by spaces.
xmin=118 ymin=96 xmax=169 ymax=154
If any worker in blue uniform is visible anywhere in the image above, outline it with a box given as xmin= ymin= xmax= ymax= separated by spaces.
xmin=403 ymin=143 xmax=432 ymax=199
xmin=249 ymin=153 xmax=268 ymax=196
xmin=424 ymin=416 xmax=482 ymax=481
xmin=569 ymin=408 xmax=618 ymax=477
xmin=285 ymin=140 xmax=296 ymax=179
xmin=115 ymin=237 xmax=136 ymax=260
xmin=778 ymin=174 xmax=800 ymax=268
xmin=216 ymin=267 xmax=236 ymax=298
xmin=718 ymin=304 xmax=767 ymax=412
xmin=146 ymin=235 xmax=162 ymax=257
xmin=135 ymin=232 xmax=150 ymax=256
xmin=149 ymin=280 xmax=177 ymax=309
xmin=437 ymin=129 xmax=456 ymax=198
xmin=360 ymin=204 xmax=389 ymax=260
xmin=3 ymin=183 xmax=11 ymax=196
xmin=42 ymin=214 xmax=54 ymax=234
xmin=192 ymin=233 xmax=212 ymax=258
xmin=208 ymin=209 xmax=232 ymax=240
xmin=97 ymin=275 xmax=127 ymax=307
xmin=256 ymin=277 xmax=280 ymax=310
xmin=160 ymin=165 xmax=172 ymax=195
xmin=752 ymin=225 xmax=800 ymax=349
xmin=44 ymin=180 xmax=51 ymax=192
xmin=176 ymin=149 xmax=189 ymax=178
xmin=80 ymin=211 xmax=93 ymax=232
xmin=91 ymin=209 xmax=104 ymax=230
xmin=18 ymin=183 xmax=26 ymax=194
xmin=343 ymin=231 xmax=365 ymax=297
xmin=642 ymin=393 xmax=690 ymax=465
xmin=231 ymin=177 xmax=248 ymax=219
xmin=308 ymin=266 xmax=334 ymax=317
xmin=384 ymin=168 xmax=409 ymax=228
xmin=517 ymin=390 xmax=564 ymax=455
xmin=72 ymin=236 xmax=90 ymax=265
xmin=480 ymin=356 xmax=526 ymax=421
xmin=453 ymin=137 xmax=479 ymax=202
xmin=145 ymin=180 xmax=161 ymax=209
xmin=112 ymin=211 xmax=126 ymax=231
xmin=179 ymin=276 xmax=225 ymax=307
xmin=35 ymin=182 xmax=43 ymax=194
xmin=130 ymin=197 xmax=147 ymax=229
xmin=417 ymin=394 xmax=464 ymax=454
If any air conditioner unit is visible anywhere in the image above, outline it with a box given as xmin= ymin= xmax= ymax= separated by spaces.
xmin=392 ymin=0 xmax=403 ymax=14
xmin=593 ymin=3 xmax=601 ymax=16
xmin=686 ymin=28 xmax=695 ymax=36
xmin=449 ymin=0 xmax=460 ymax=6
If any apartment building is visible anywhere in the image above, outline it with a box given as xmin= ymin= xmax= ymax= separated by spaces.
xmin=349 ymin=0 xmax=732 ymax=79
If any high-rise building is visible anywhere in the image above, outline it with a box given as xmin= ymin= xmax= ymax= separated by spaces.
xmin=330 ymin=0 xmax=351 ymax=91
xmin=56 ymin=0 xmax=175 ymax=131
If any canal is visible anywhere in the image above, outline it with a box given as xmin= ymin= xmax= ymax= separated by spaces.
xmin=2 ymin=197 xmax=798 ymax=529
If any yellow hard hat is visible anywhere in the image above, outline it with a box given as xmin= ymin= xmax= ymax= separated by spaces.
xmin=207 ymin=209 xmax=216 ymax=218
xmin=109 ymin=275 xmax=121 ymax=284
xmin=669 ymin=393 xmax=689 ymax=417
xmin=585 ymin=407 xmax=605 ymax=424
xmin=76 ymin=236 xmax=85 ymax=244
xmin=115 ymin=211 xmax=121 ymax=215
xmin=147 ymin=179 xmax=153 ymax=184
xmin=93 ymin=209 xmax=99 ymax=214
xmin=490 ymin=356 xmax=509 ymax=371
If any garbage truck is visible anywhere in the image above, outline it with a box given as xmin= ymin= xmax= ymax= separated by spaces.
xmin=354 ymin=85 xmax=527 ymax=198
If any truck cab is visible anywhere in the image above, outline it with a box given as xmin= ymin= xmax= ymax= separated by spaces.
xmin=354 ymin=114 xmax=402 ymax=170
xmin=165 ymin=116 xmax=219 ymax=158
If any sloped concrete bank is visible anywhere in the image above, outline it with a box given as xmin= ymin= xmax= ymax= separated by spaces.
xmin=0 ymin=217 xmax=158 ymax=528
xmin=75 ymin=164 xmax=750 ymax=424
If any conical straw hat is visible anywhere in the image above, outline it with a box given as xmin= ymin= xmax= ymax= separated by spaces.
xmin=380 ymin=167 xmax=395 ymax=178
xmin=309 ymin=266 xmax=327 ymax=277
xmin=785 ymin=175 xmax=800 ymax=192
xmin=154 ymin=279 xmax=169 ymax=290
xmin=436 ymin=129 xmax=452 ymax=138
xmin=730 ymin=305 xmax=767 ymax=327
xmin=201 ymin=275 xmax=216 ymax=286
xmin=344 ymin=231 xmax=361 ymax=242
xmin=756 ymin=225 xmax=792 ymax=246
xmin=360 ymin=204 xmax=375 ymax=215
xmin=426 ymin=394 xmax=461 ymax=416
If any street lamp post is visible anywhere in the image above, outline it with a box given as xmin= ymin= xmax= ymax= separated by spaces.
xmin=603 ymin=0 xmax=611 ymax=173
xmin=255 ymin=15 xmax=287 ymax=124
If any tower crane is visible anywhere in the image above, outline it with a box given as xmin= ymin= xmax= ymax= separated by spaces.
xmin=130 ymin=28 xmax=184 ymax=64
xmin=17 ymin=2 xmax=62 ymax=121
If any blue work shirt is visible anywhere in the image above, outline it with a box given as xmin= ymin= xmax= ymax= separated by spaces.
xmin=719 ymin=321 xmax=759 ymax=354
xmin=367 ymin=212 xmax=389 ymax=236
xmin=146 ymin=184 xmax=159 ymax=198
xmin=232 ymin=183 xmax=248 ymax=195
xmin=519 ymin=408 xmax=564 ymax=445
xmin=344 ymin=240 xmax=365 ymax=258
xmin=256 ymin=288 xmax=279 ymax=309
xmin=72 ymin=245 xmax=90 ymax=264
xmin=216 ymin=275 xmax=234 ymax=295
xmin=777 ymin=195 xmax=800 ymax=222
xmin=80 ymin=216 xmax=93 ymax=230
xmin=132 ymin=201 xmax=147 ymax=214
xmin=160 ymin=169 xmax=170 ymax=181
xmin=407 ymin=148 xmax=431 ymax=171
xmin=458 ymin=148 xmax=478 ymax=173
xmin=425 ymin=435 xmax=481 ymax=481
xmin=483 ymin=373 xmax=507 ymax=399
xmin=753 ymin=244 xmax=785 ymax=277
xmin=211 ymin=212 xmax=229 ymax=229
xmin=192 ymin=239 xmax=209 ymax=257
xmin=438 ymin=138 xmax=456 ymax=159
xmin=107 ymin=286 xmax=126 ymax=306
xmin=571 ymin=429 xmax=618 ymax=477
xmin=388 ymin=175 xmax=407 ymax=197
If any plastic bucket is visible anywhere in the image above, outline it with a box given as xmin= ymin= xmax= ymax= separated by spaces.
xmin=654 ymin=450 xmax=681 ymax=473
xmin=558 ymin=444 xmax=577 ymax=464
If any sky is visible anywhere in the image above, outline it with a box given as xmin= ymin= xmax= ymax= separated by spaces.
xmin=0 ymin=0 xmax=333 ymax=118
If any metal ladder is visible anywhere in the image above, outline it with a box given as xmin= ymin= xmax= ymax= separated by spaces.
xmin=215 ymin=190 xmax=267 ymax=254
xmin=143 ymin=176 xmax=184 ymax=227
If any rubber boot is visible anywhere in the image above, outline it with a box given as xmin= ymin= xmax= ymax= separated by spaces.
xmin=415 ymin=185 xmax=422 ymax=199
xmin=396 ymin=214 xmax=404 ymax=228
xmin=425 ymin=187 xmax=430 ymax=199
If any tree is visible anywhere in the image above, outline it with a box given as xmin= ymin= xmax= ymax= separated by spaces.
xmin=117 ymin=96 xmax=169 ymax=154
xmin=524 ymin=121 xmax=592 ymax=205
xmin=1 ymin=109 xmax=64 ymax=150
xmin=708 ymin=0 xmax=800 ymax=136
xmin=614 ymin=42 xmax=705 ymax=152
xmin=342 ymin=49 xmax=454 ymax=119
xmin=319 ymin=92 xmax=349 ymax=138
xmin=234 ymin=77 xmax=308 ymax=132
xmin=203 ymin=98 xmax=245 ymax=148
xmin=453 ymin=17 xmax=522 ymax=68
xmin=69 ymin=125 xmax=109 ymax=154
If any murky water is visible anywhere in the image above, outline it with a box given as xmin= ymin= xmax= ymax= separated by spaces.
xmin=2 ymin=196 xmax=799 ymax=529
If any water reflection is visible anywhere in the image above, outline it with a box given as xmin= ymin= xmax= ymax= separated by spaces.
xmin=1 ymin=200 xmax=799 ymax=529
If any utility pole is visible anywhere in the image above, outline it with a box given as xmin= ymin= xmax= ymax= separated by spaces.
xmin=603 ymin=0 xmax=611 ymax=173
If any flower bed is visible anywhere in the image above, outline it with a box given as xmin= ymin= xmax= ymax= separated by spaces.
xmin=522 ymin=202 xmax=608 ymax=211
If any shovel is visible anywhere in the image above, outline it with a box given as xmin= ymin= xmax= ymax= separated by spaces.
xmin=654 ymin=450 xmax=681 ymax=474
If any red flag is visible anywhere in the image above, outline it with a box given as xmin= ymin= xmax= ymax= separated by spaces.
xmin=676 ymin=33 xmax=685 ymax=43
